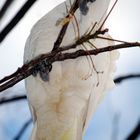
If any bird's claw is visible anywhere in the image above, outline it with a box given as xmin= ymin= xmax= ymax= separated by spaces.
xmin=32 ymin=59 xmax=52 ymax=81
xmin=79 ymin=0 xmax=96 ymax=15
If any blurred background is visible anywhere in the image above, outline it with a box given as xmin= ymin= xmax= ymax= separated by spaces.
xmin=0 ymin=0 xmax=140 ymax=140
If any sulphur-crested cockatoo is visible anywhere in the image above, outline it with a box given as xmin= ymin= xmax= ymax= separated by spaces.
xmin=24 ymin=0 xmax=119 ymax=140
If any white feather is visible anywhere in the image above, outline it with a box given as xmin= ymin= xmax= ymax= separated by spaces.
xmin=24 ymin=0 xmax=119 ymax=139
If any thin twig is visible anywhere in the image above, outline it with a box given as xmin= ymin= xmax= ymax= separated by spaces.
xmin=13 ymin=118 xmax=32 ymax=140
xmin=0 ymin=0 xmax=36 ymax=43
xmin=0 ymin=95 xmax=27 ymax=105
xmin=98 ymin=0 xmax=118 ymax=30
xmin=0 ymin=0 xmax=14 ymax=20
xmin=126 ymin=120 xmax=140 ymax=140
xmin=96 ymin=35 xmax=130 ymax=44
xmin=114 ymin=74 xmax=140 ymax=84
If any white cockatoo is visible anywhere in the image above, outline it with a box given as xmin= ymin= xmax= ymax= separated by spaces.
xmin=24 ymin=0 xmax=119 ymax=140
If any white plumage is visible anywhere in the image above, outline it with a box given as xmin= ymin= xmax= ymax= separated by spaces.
xmin=24 ymin=0 xmax=119 ymax=140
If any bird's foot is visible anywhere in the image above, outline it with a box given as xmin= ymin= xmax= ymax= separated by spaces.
xmin=32 ymin=59 xmax=52 ymax=81
xmin=79 ymin=0 xmax=96 ymax=15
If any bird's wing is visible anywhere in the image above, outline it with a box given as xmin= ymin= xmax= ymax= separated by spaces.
xmin=23 ymin=2 xmax=64 ymax=126
xmin=75 ymin=0 xmax=120 ymax=133
xmin=24 ymin=34 xmax=37 ymax=123
xmin=83 ymin=34 xmax=119 ymax=132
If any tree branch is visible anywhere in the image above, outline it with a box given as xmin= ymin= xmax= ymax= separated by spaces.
xmin=0 ymin=95 xmax=27 ymax=105
xmin=0 ymin=0 xmax=36 ymax=43
xmin=114 ymin=74 xmax=140 ymax=84
xmin=0 ymin=31 xmax=140 ymax=92
xmin=0 ymin=0 xmax=14 ymax=20
xmin=126 ymin=120 xmax=140 ymax=140
xmin=52 ymin=0 xmax=79 ymax=51
xmin=13 ymin=118 xmax=32 ymax=140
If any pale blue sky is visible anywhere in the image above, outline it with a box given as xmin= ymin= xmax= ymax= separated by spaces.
xmin=0 ymin=0 xmax=140 ymax=140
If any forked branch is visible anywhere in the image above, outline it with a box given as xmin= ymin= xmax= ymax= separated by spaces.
xmin=0 ymin=35 xmax=140 ymax=92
